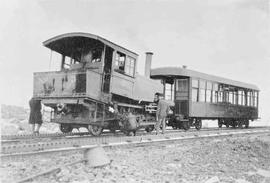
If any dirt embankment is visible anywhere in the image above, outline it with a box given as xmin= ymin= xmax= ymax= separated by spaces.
xmin=1 ymin=133 xmax=270 ymax=183
xmin=1 ymin=104 xmax=59 ymax=135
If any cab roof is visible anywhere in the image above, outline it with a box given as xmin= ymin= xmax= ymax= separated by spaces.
xmin=151 ymin=67 xmax=259 ymax=91
xmin=43 ymin=32 xmax=138 ymax=58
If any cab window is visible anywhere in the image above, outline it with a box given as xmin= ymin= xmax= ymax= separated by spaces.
xmin=115 ymin=52 xmax=126 ymax=73
xmin=115 ymin=52 xmax=136 ymax=77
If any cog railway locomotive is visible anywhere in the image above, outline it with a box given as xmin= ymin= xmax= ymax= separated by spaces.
xmin=33 ymin=32 xmax=259 ymax=135
xmin=33 ymin=32 xmax=162 ymax=136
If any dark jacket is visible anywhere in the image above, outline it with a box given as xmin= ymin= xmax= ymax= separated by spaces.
xmin=29 ymin=98 xmax=43 ymax=124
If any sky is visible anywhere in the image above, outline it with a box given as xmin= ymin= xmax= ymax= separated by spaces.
xmin=0 ymin=0 xmax=269 ymax=122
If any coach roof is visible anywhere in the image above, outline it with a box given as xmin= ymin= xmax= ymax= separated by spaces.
xmin=151 ymin=67 xmax=259 ymax=91
xmin=43 ymin=32 xmax=138 ymax=58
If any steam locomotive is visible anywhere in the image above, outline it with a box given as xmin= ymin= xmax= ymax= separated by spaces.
xmin=33 ymin=32 xmax=163 ymax=136
xmin=33 ymin=32 xmax=259 ymax=135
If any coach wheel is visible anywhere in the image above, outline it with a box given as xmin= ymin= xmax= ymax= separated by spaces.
xmin=238 ymin=120 xmax=244 ymax=129
xmin=245 ymin=120 xmax=249 ymax=128
xmin=218 ymin=119 xmax=223 ymax=128
xmin=145 ymin=125 xmax=154 ymax=133
xmin=88 ymin=125 xmax=103 ymax=136
xmin=195 ymin=119 xmax=202 ymax=130
xmin=232 ymin=121 xmax=237 ymax=128
xmin=183 ymin=121 xmax=190 ymax=131
xmin=60 ymin=124 xmax=73 ymax=133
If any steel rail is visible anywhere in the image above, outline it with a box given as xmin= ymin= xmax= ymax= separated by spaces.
xmin=1 ymin=126 xmax=261 ymax=146
xmin=1 ymin=126 xmax=268 ymax=150
xmin=2 ymin=126 xmax=267 ymax=142
xmin=1 ymin=127 xmax=269 ymax=159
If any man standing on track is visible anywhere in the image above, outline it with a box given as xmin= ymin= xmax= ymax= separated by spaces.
xmin=28 ymin=98 xmax=43 ymax=134
xmin=154 ymin=93 xmax=170 ymax=134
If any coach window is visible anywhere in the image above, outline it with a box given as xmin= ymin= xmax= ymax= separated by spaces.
xmin=165 ymin=83 xmax=175 ymax=101
xmin=212 ymin=83 xmax=218 ymax=103
xmin=206 ymin=82 xmax=212 ymax=102
xmin=251 ymin=91 xmax=255 ymax=107
xmin=223 ymin=86 xmax=229 ymax=103
xmin=91 ymin=49 xmax=102 ymax=63
xmin=115 ymin=52 xmax=126 ymax=73
xmin=243 ymin=91 xmax=247 ymax=106
xmin=247 ymin=91 xmax=252 ymax=106
xmin=238 ymin=90 xmax=243 ymax=105
xmin=199 ymin=80 xmax=206 ymax=102
xmin=233 ymin=91 xmax=237 ymax=105
xmin=192 ymin=79 xmax=199 ymax=102
xmin=254 ymin=91 xmax=258 ymax=107
xmin=249 ymin=91 xmax=254 ymax=107
xmin=177 ymin=79 xmax=188 ymax=92
xmin=218 ymin=85 xmax=223 ymax=103
xmin=124 ymin=56 xmax=136 ymax=77
xmin=229 ymin=91 xmax=233 ymax=104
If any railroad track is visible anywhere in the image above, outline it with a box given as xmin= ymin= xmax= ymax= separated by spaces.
xmin=2 ymin=126 xmax=267 ymax=142
xmin=1 ymin=126 xmax=269 ymax=158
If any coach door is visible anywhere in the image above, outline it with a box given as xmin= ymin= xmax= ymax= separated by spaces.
xmin=175 ymin=79 xmax=189 ymax=117
xmin=102 ymin=46 xmax=113 ymax=93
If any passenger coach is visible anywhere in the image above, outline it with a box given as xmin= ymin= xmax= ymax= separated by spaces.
xmin=150 ymin=67 xmax=259 ymax=130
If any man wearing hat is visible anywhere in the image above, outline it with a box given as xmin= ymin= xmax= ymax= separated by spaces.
xmin=154 ymin=93 xmax=170 ymax=134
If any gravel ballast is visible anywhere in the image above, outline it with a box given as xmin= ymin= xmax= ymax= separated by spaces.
xmin=1 ymin=133 xmax=270 ymax=183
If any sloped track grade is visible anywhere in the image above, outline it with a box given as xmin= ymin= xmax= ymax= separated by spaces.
xmin=1 ymin=127 xmax=270 ymax=183
xmin=1 ymin=127 xmax=270 ymax=157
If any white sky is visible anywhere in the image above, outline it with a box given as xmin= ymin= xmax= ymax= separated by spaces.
xmin=0 ymin=0 xmax=269 ymax=122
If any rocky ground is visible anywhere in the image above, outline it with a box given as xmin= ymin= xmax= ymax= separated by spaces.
xmin=1 ymin=104 xmax=60 ymax=135
xmin=1 ymin=133 xmax=270 ymax=183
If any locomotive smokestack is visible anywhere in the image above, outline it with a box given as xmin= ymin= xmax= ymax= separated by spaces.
xmin=144 ymin=52 xmax=153 ymax=78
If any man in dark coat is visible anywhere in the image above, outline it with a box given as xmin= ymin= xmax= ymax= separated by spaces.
xmin=29 ymin=98 xmax=43 ymax=134
xmin=154 ymin=93 xmax=170 ymax=134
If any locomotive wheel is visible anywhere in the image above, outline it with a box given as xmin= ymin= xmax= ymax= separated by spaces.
xmin=183 ymin=121 xmax=190 ymax=131
xmin=195 ymin=119 xmax=202 ymax=130
xmin=245 ymin=120 xmax=249 ymax=128
xmin=124 ymin=130 xmax=136 ymax=136
xmin=225 ymin=121 xmax=230 ymax=128
xmin=60 ymin=124 xmax=73 ymax=133
xmin=88 ymin=125 xmax=103 ymax=136
xmin=129 ymin=131 xmax=136 ymax=136
xmin=145 ymin=125 xmax=154 ymax=133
